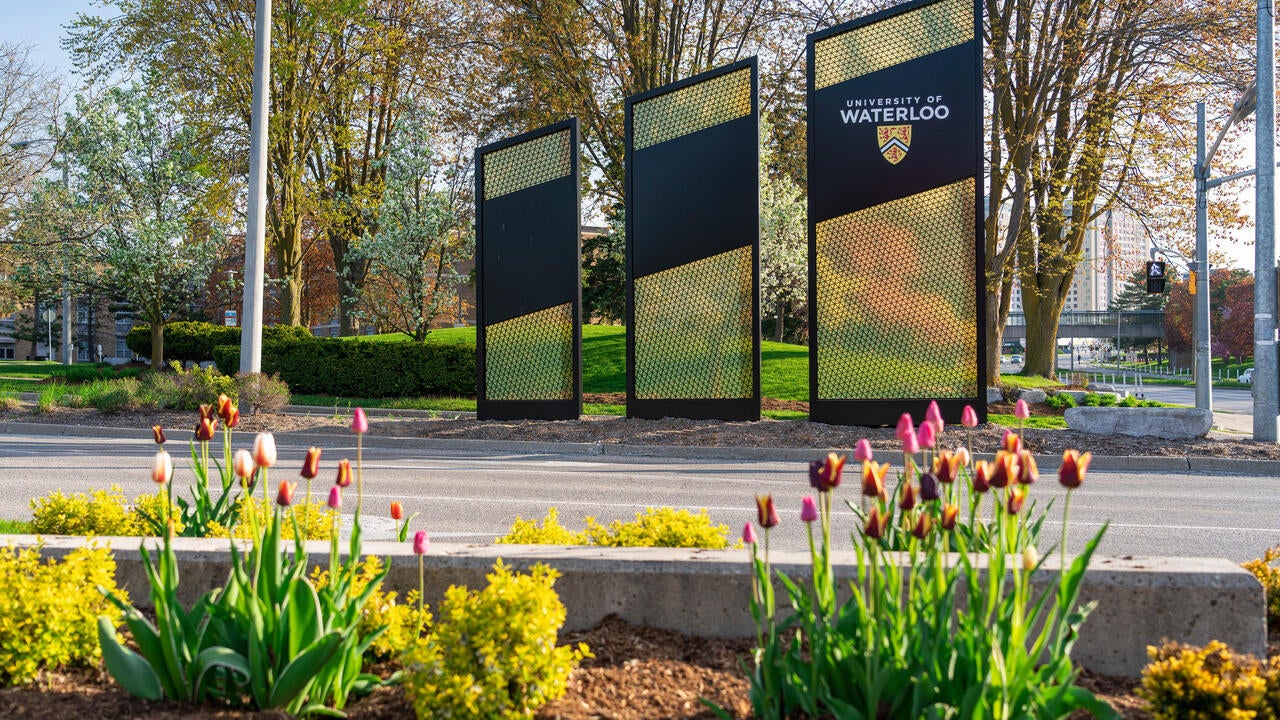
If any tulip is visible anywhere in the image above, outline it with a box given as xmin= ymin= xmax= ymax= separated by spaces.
xmin=933 ymin=451 xmax=961 ymax=484
xmin=224 ymin=406 xmax=240 ymax=429
xmin=351 ymin=407 xmax=369 ymax=434
xmin=925 ymin=400 xmax=944 ymax=434
xmin=1059 ymin=449 xmax=1092 ymax=489
xmin=1017 ymin=450 xmax=1038 ymax=484
xmin=911 ymin=513 xmax=932 ymax=539
xmin=198 ymin=403 xmax=216 ymax=421
xmin=152 ymin=450 xmax=173 ymax=485
xmin=901 ymin=431 xmax=920 ymax=455
xmin=151 ymin=425 xmax=166 ymax=445
xmin=742 ymin=522 xmax=758 ymax=545
xmin=327 ymin=485 xmax=342 ymax=509
xmin=800 ymin=496 xmax=819 ymax=523
xmin=756 ymin=494 xmax=780 ymax=529
xmin=195 ymin=416 xmax=217 ymax=442
xmin=917 ymin=421 xmax=936 ymax=450
xmin=941 ymin=504 xmax=960 ymax=530
xmin=252 ymin=433 xmax=277 ymax=468
xmin=391 ymin=501 xmax=404 ymax=521
xmin=335 ymin=458 xmax=353 ymax=487
xmin=853 ymin=438 xmax=873 ymax=462
xmin=1006 ymin=485 xmax=1027 ymax=514
xmin=971 ymin=460 xmax=992 ymax=493
xmin=413 ymin=529 xmax=429 ymax=555
xmin=300 ymin=446 xmax=322 ymax=479
xmin=961 ymin=405 xmax=979 ymax=428
xmin=808 ymin=452 xmax=846 ymax=492
xmin=863 ymin=507 xmax=888 ymax=539
xmin=990 ymin=451 xmax=1017 ymax=489
xmin=895 ymin=413 xmax=915 ymax=442
xmin=1001 ymin=429 xmax=1023 ymax=454
xmin=861 ymin=460 xmax=889 ymax=497
xmin=919 ymin=471 xmax=940 ymax=501
xmin=954 ymin=446 xmax=971 ymax=468
xmin=233 ymin=449 xmax=255 ymax=479
xmin=276 ymin=480 xmax=295 ymax=507
xmin=898 ymin=482 xmax=917 ymax=511
xmin=1015 ymin=398 xmax=1030 ymax=420
xmin=1022 ymin=545 xmax=1039 ymax=571
xmin=216 ymin=394 xmax=235 ymax=424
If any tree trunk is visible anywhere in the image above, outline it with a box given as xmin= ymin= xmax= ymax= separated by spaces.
xmin=337 ymin=268 xmax=363 ymax=336
xmin=150 ymin=321 xmax=164 ymax=370
xmin=984 ymin=275 xmax=1015 ymax=387
xmin=273 ymin=213 xmax=304 ymax=326
xmin=775 ymin=298 xmax=785 ymax=343
xmin=1022 ymin=286 xmax=1066 ymax=379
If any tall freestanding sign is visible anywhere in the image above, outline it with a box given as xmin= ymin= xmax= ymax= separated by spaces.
xmin=476 ymin=120 xmax=582 ymax=420
xmin=806 ymin=0 xmax=985 ymax=426
xmin=625 ymin=59 xmax=761 ymax=421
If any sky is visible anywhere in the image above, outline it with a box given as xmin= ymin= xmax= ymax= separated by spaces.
xmin=0 ymin=0 xmax=1265 ymax=271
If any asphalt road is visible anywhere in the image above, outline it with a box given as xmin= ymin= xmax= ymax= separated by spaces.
xmin=1 ymin=433 xmax=1276 ymax=562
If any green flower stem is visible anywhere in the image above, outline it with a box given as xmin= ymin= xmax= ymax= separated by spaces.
xmin=356 ymin=434 xmax=364 ymax=518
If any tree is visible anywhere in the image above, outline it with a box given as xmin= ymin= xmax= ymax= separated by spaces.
xmin=1110 ymin=265 xmax=1176 ymax=313
xmin=759 ymin=118 xmax=806 ymax=343
xmin=582 ymin=208 xmax=625 ymax=324
xmin=62 ymin=87 xmax=222 ymax=368
xmin=1163 ymin=267 xmax=1253 ymax=364
xmin=353 ymin=103 xmax=472 ymax=341
xmin=1218 ymin=275 xmax=1254 ymax=363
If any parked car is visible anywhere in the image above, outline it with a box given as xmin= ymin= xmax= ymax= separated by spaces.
xmin=1239 ymin=368 xmax=1253 ymax=384
xmin=1011 ymin=354 xmax=1023 ymax=364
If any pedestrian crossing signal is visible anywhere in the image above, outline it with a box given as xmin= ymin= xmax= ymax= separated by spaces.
xmin=1146 ymin=261 xmax=1166 ymax=293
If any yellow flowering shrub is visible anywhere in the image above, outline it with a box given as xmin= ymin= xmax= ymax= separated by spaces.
xmin=128 ymin=491 xmax=184 ymax=535
xmin=1139 ymin=640 xmax=1280 ymax=720
xmin=30 ymin=485 xmax=136 ymax=536
xmin=495 ymin=507 xmax=589 ymax=545
xmin=496 ymin=506 xmax=734 ymax=549
xmin=207 ymin=496 xmax=336 ymax=540
xmin=1242 ymin=546 xmax=1280 ymax=633
xmin=0 ymin=544 xmax=126 ymax=684
xmin=311 ymin=556 xmax=430 ymax=661
xmin=403 ymin=560 xmax=589 ymax=720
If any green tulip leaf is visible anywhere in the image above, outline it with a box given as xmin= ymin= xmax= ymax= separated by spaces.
xmin=98 ymin=616 xmax=164 ymax=701
xmin=191 ymin=646 xmax=250 ymax=700
xmin=267 ymin=631 xmax=345 ymax=708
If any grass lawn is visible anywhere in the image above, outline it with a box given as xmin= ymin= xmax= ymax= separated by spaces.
xmin=989 ymin=413 xmax=1067 ymax=429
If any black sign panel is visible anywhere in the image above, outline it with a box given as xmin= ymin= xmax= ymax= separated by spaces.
xmin=475 ymin=120 xmax=581 ymax=420
xmin=1146 ymin=261 xmax=1167 ymax=294
xmin=806 ymin=0 xmax=985 ymax=426
xmin=625 ymin=59 xmax=761 ymax=421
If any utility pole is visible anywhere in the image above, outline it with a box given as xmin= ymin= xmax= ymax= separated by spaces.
xmin=1194 ymin=103 xmax=1212 ymax=413
xmin=240 ymin=0 xmax=271 ymax=375
xmin=1256 ymin=0 xmax=1278 ymax=442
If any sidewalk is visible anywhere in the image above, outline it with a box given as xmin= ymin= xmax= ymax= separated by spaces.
xmin=1213 ymin=411 xmax=1254 ymax=435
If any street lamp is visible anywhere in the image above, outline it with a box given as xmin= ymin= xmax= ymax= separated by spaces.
xmin=240 ymin=0 xmax=272 ymax=375
xmin=10 ymin=137 xmax=74 ymax=366
xmin=40 ymin=308 xmax=55 ymax=360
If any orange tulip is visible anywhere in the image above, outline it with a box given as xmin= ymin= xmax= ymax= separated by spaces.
xmin=276 ymin=480 xmax=295 ymax=507
xmin=861 ymin=460 xmax=889 ymax=498
xmin=391 ymin=501 xmax=404 ymax=520
xmin=863 ymin=506 xmax=888 ymax=539
xmin=972 ymin=460 xmax=992 ymax=493
xmin=911 ymin=513 xmax=932 ymax=539
xmin=941 ymin=504 xmax=960 ymax=530
xmin=1006 ymin=485 xmax=1028 ymax=514
xmin=990 ymin=451 xmax=1017 ymax=489
xmin=216 ymin=394 xmax=235 ymax=424
xmin=898 ymin=482 xmax=917 ymax=511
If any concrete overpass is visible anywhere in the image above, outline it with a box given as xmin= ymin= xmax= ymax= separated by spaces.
xmin=1003 ymin=310 xmax=1165 ymax=341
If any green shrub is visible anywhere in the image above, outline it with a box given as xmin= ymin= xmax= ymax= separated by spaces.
xmin=31 ymin=486 xmax=137 ymax=536
xmin=36 ymin=381 xmax=64 ymax=413
xmin=312 ymin=556 xmax=430 ymax=661
xmin=1046 ymin=392 xmax=1076 ymax=410
xmin=164 ymin=361 xmax=237 ymax=410
xmin=496 ymin=507 xmax=734 ymax=548
xmin=1242 ymin=546 xmax=1280 ymax=633
xmin=48 ymin=364 xmax=142 ymax=384
xmin=496 ymin=507 xmax=589 ymax=545
xmin=403 ymin=561 xmax=588 ymax=720
xmin=213 ymin=337 xmax=475 ymax=397
xmin=90 ymin=377 xmax=143 ymax=412
xmin=235 ymin=371 xmax=291 ymax=412
xmin=127 ymin=321 xmax=312 ymax=363
xmin=207 ymin=496 xmax=335 ymax=540
xmin=0 ymin=544 xmax=125 ymax=684
xmin=1139 ymin=640 xmax=1280 ymax=719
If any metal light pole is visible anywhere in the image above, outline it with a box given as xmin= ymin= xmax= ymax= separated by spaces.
xmin=1255 ymin=0 xmax=1278 ymax=442
xmin=240 ymin=0 xmax=271 ymax=375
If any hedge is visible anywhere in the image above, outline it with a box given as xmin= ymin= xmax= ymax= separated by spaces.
xmin=212 ymin=338 xmax=476 ymax=397
xmin=127 ymin=322 xmax=313 ymax=363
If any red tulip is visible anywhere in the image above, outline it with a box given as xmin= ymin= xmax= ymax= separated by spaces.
xmin=911 ymin=513 xmax=932 ymax=539
xmin=335 ymin=458 xmax=353 ymax=488
xmin=898 ymin=482 xmax=918 ymax=511
xmin=808 ymin=452 xmax=846 ymax=492
xmin=276 ymin=480 xmax=295 ymax=507
xmin=198 ymin=403 xmax=216 ymax=422
xmin=195 ymin=416 xmax=218 ymax=442
xmin=1001 ymin=429 xmax=1023 ymax=454
xmin=300 ymin=446 xmax=322 ymax=479
xmin=216 ymin=394 xmax=235 ymax=424
xmin=941 ymin=504 xmax=960 ymax=530
xmin=862 ymin=460 xmax=889 ymax=497
xmin=1017 ymin=450 xmax=1038 ymax=484
xmin=933 ymin=451 xmax=962 ymax=484
xmin=1006 ymin=485 xmax=1027 ymax=514
xmin=863 ymin=507 xmax=888 ymax=539
xmin=1059 ymin=449 xmax=1092 ymax=489
xmin=990 ymin=451 xmax=1017 ymax=489
xmin=151 ymin=425 xmax=166 ymax=445
xmin=224 ymin=405 xmax=240 ymax=429
xmin=756 ymin=494 xmax=780 ymax=529
xmin=391 ymin=501 xmax=404 ymax=521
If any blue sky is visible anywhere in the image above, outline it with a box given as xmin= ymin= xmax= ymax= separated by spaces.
xmin=0 ymin=2 xmax=99 ymax=75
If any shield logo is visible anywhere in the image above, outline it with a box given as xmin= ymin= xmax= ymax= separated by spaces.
xmin=877 ymin=124 xmax=912 ymax=165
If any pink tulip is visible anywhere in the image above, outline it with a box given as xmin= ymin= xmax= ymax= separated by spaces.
xmin=351 ymin=407 xmax=369 ymax=434
xmin=413 ymin=529 xmax=429 ymax=555
xmin=1015 ymin=398 xmax=1030 ymax=420
xmin=961 ymin=405 xmax=979 ymax=428
xmin=925 ymin=400 xmax=944 ymax=434
xmin=902 ymin=431 xmax=920 ymax=455
xmin=917 ymin=421 xmax=936 ymax=449
xmin=800 ymin=496 xmax=819 ymax=523
xmin=327 ymin=485 xmax=342 ymax=509
xmin=853 ymin=438 xmax=873 ymax=462
xmin=742 ymin=522 xmax=758 ymax=545
xmin=895 ymin=413 xmax=915 ymax=442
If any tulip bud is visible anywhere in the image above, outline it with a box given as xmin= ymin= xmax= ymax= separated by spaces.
xmin=898 ymin=483 xmax=917 ymax=511
xmin=1017 ymin=450 xmax=1038 ymax=484
xmin=225 ymin=405 xmax=240 ymax=429
xmin=925 ymin=400 xmax=944 ymax=435
xmin=961 ymin=405 xmax=979 ymax=428
xmin=195 ymin=416 xmax=218 ymax=442
xmin=742 ymin=522 xmax=758 ymax=545
xmin=391 ymin=501 xmax=404 ymax=521
xmin=1059 ymin=449 xmax=1091 ymax=489
xmin=933 ymin=451 xmax=960 ymax=484
xmin=972 ymin=460 xmax=992 ymax=494
xmin=808 ymin=452 xmax=846 ymax=492
xmin=216 ymin=394 xmax=235 ymax=424
xmin=919 ymin=471 xmax=940 ymax=501
xmin=1022 ymin=545 xmax=1039 ymax=571
xmin=1001 ymin=429 xmax=1023 ymax=454
xmin=863 ymin=507 xmax=889 ymax=539
xmin=335 ymin=458 xmax=353 ymax=487
xmin=954 ymin=446 xmax=971 ymax=468
xmin=756 ymin=494 xmax=780 ymax=529
xmin=901 ymin=431 xmax=920 ymax=455
xmin=351 ymin=407 xmax=369 ymax=434
xmin=413 ymin=529 xmax=429 ymax=555
xmin=911 ymin=513 xmax=932 ymax=539
xmin=252 ymin=433 xmax=276 ymax=468
xmin=990 ymin=451 xmax=1017 ymax=489
xmin=233 ymin=449 xmax=255 ymax=479
xmin=853 ymin=438 xmax=873 ymax=462
xmin=327 ymin=485 xmax=342 ymax=509
xmin=151 ymin=425 xmax=166 ymax=445
xmin=152 ymin=450 xmax=173 ymax=485
xmin=800 ymin=496 xmax=819 ymax=523
xmin=276 ymin=480 xmax=295 ymax=507
xmin=1015 ymin=398 xmax=1030 ymax=420
xmin=1006 ymin=485 xmax=1027 ymax=514
xmin=895 ymin=413 xmax=915 ymax=442
xmin=861 ymin=460 xmax=888 ymax=497
xmin=917 ymin=421 xmax=936 ymax=450
xmin=199 ymin=403 xmax=216 ymax=421
xmin=941 ymin=504 xmax=960 ymax=530
xmin=300 ymin=446 xmax=322 ymax=479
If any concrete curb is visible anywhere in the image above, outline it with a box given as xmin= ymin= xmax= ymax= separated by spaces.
xmin=17 ymin=535 xmax=1265 ymax=678
xmin=2 ymin=420 xmax=1280 ymax=475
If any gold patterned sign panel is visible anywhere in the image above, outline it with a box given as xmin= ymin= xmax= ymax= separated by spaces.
xmin=484 ymin=302 xmax=574 ymax=400
xmin=815 ymin=178 xmax=977 ymax=399
xmin=813 ymin=0 xmax=972 ymax=89
xmin=632 ymin=68 xmax=753 ymax=150
xmin=483 ymin=129 xmax=573 ymax=200
xmin=633 ymin=246 xmax=754 ymax=399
